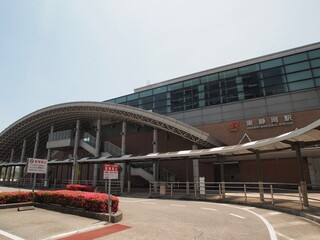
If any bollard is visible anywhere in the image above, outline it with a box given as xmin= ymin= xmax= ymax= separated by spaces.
xmin=244 ymin=184 xmax=247 ymax=202
xmin=270 ymin=185 xmax=274 ymax=205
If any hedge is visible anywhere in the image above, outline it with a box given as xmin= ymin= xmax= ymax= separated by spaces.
xmin=0 ymin=192 xmax=32 ymax=204
xmin=0 ymin=190 xmax=119 ymax=213
xmin=66 ymin=184 xmax=94 ymax=192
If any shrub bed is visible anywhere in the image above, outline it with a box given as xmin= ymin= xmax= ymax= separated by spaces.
xmin=66 ymin=184 xmax=94 ymax=192
xmin=0 ymin=192 xmax=32 ymax=204
xmin=0 ymin=190 xmax=119 ymax=213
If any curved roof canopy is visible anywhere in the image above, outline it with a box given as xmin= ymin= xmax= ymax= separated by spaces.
xmin=0 ymin=101 xmax=222 ymax=161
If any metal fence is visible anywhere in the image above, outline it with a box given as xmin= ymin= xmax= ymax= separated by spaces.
xmin=149 ymin=181 xmax=320 ymax=210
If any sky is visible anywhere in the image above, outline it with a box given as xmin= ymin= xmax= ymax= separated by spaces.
xmin=1 ymin=0 xmax=320 ymax=133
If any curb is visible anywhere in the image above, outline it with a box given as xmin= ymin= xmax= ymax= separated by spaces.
xmin=34 ymin=203 xmax=122 ymax=223
xmin=0 ymin=202 xmax=122 ymax=223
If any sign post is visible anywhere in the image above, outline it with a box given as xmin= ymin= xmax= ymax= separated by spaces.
xmin=103 ymin=164 xmax=119 ymax=223
xmin=26 ymin=158 xmax=48 ymax=193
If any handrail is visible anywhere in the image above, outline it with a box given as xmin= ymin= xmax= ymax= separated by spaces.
xmin=149 ymin=181 xmax=320 ymax=211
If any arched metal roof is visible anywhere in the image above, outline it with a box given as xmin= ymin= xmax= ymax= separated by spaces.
xmin=0 ymin=101 xmax=222 ymax=161
xmin=1 ymin=119 xmax=320 ymax=167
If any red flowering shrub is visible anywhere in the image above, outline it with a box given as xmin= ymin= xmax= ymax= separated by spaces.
xmin=34 ymin=190 xmax=119 ymax=213
xmin=66 ymin=184 xmax=94 ymax=192
xmin=0 ymin=192 xmax=32 ymax=204
xmin=0 ymin=190 xmax=119 ymax=214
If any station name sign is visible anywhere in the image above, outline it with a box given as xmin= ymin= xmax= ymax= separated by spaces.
xmin=228 ymin=114 xmax=294 ymax=131
xmin=246 ymin=114 xmax=293 ymax=130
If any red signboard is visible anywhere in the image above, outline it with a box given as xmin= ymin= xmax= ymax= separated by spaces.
xmin=103 ymin=164 xmax=119 ymax=179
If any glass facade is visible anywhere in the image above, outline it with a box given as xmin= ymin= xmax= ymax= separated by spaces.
xmin=106 ymin=47 xmax=320 ymax=115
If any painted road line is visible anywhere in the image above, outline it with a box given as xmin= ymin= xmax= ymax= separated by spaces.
xmin=229 ymin=213 xmax=245 ymax=219
xmin=276 ymin=231 xmax=295 ymax=240
xmin=238 ymin=207 xmax=277 ymax=240
xmin=201 ymin=207 xmax=217 ymax=211
xmin=0 ymin=229 xmax=25 ymax=240
xmin=141 ymin=202 xmax=156 ymax=205
xmin=170 ymin=204 xmax=186 ymax=207
xmin=273 ymin=221 xmax=308 ymax=228
xmin=120 ymin=199 xmax=154 ymax=203
xmin=43 ymin=224 xmax=107 ymax=240
xmin=56 ymin=224 xmax=131 ymax=240
xmin=265 ymin=212 xmax=282 ymax=216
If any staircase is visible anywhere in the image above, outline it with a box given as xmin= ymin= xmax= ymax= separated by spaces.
xmin=79 ymin=132 xmax=96 ymax=156
xmin=131 ymin=167 xmax=155 ymax=182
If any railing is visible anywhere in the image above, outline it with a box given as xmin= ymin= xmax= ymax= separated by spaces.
xmin=104 ymin=141 xmax=122 ymax=156
xmin=149 ymin=181 xmax=320 ymax=210
xmin=81 ymin=132 xmax=96 ymax=148
xmin=0 ymin=177 xmax=46 ymax=189
xmin=48 ymin=129 xmax=72 ymax=142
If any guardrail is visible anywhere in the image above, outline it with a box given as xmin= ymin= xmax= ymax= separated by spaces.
xmin=149 ymin=181 xmax=320 ymax=210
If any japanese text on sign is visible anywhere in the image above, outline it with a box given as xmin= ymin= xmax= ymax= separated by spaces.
xmin=26 ymin=158 xmax=48 ymax=174
xmin=103 ymin=164 xmax=119 ymax=179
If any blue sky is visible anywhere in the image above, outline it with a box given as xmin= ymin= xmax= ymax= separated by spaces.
xmin=1 ymin=0 xmax=320 ymax=132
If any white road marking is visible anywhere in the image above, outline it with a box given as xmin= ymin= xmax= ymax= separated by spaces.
xmin=142 ymin=202 xmax=156 ymax=205
xmin=265 ymin=212 xmax=282 ymax=216
xmin=201 ymin=207 xmax=217 ymax=211
xmin=120 ymin=199 xmax=154 ymax=203
xmin=230 ymin=213 xmax=245 ymax=219
xmin=276 ymin=231 xmax=295 ymax=240
xmin=43 ymin=223 xmax=107 ymax=240
xmin=241 ymin=207 xmax=256 ymax=210
xmin=170 ymin=204 xmax=186 ymax=207
xmin=273 ymin=221 xmax=308 ymax=228
xmin=0 ymin=229 xmax=25 ymax=240
xmin=237 ymin=207 xmax=278 ymax=240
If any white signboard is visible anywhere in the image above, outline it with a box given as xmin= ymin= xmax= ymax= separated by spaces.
xmin=199 ymin=177 xmax=206 ymax=195
xmin=26 ymin=158 xmax=48 ymax=174
xmin=103 ymin=164 xmax=119 ymax=179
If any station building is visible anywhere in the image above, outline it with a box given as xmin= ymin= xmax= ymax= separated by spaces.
xmin=1 ymin=42 xmax=320 ymax=190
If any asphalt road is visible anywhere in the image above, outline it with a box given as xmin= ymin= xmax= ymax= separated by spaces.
xmin=105 ymin=197 xmax=320 ymax=240
xmin=1 ymin=194 xmax=320 ymax=239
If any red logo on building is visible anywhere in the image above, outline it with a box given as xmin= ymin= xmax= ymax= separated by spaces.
xmin=228 ymin=121 xmax=240 ymax=132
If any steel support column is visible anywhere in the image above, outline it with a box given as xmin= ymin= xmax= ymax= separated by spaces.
xmin=120 ymin=121 xmax=127 ymax=193
xmin=295 ymin=143 xmax=309 ymax=207
xmin=255 ymin=151 xmax=264 ymax=201
xmin=6 ymin=149 xmax=14 ymax=184
xmin=71 ymin=120 xmax=80 ymax=184
xmin=18 ymin=139 xmax=27 ymax=184
xmin=44 ymin=126 xmax=54 ymax=187
xmin=219 ymin=155 xmax=225 ymax=199
xmin=152 ymin=128 xmax=158 ymax=183
xmin=93 ymin=119 xmax=101 ymax=188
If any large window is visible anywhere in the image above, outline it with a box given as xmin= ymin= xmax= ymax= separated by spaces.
xmin=107 ymin=47 xmax=320 ymax=115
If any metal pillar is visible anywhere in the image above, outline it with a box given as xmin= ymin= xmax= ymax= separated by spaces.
xmin=44 ymin=126 xmax=54 ymax=187
xmin=18 ymin=139 xmax=27 ymax=184
xmin=32 ymin=132 xmax=40 ymax=190
xmin=295 ymin=143 xmax=309 ymax=207
xmin=152 ymin=129 xmax=158 ymax=182
xmin=120 ymin=121 xmax=127 ymax=193
xmin=219 ymin=155 xmax=225 ymax=199
xmin=71 ymin=120 xmax=80 ymax=184
xmin=192 ymin=145 xmax=199 ymax=195
xmin=6 ymin=149 xmax=15 ymax=184
xmin=127 ymin=161 xmax=132 ymax=193
xmin=93 ymin=119 xmax=101 ymax=188
xmin=256 ymin=152 xmax=264 ymax=201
